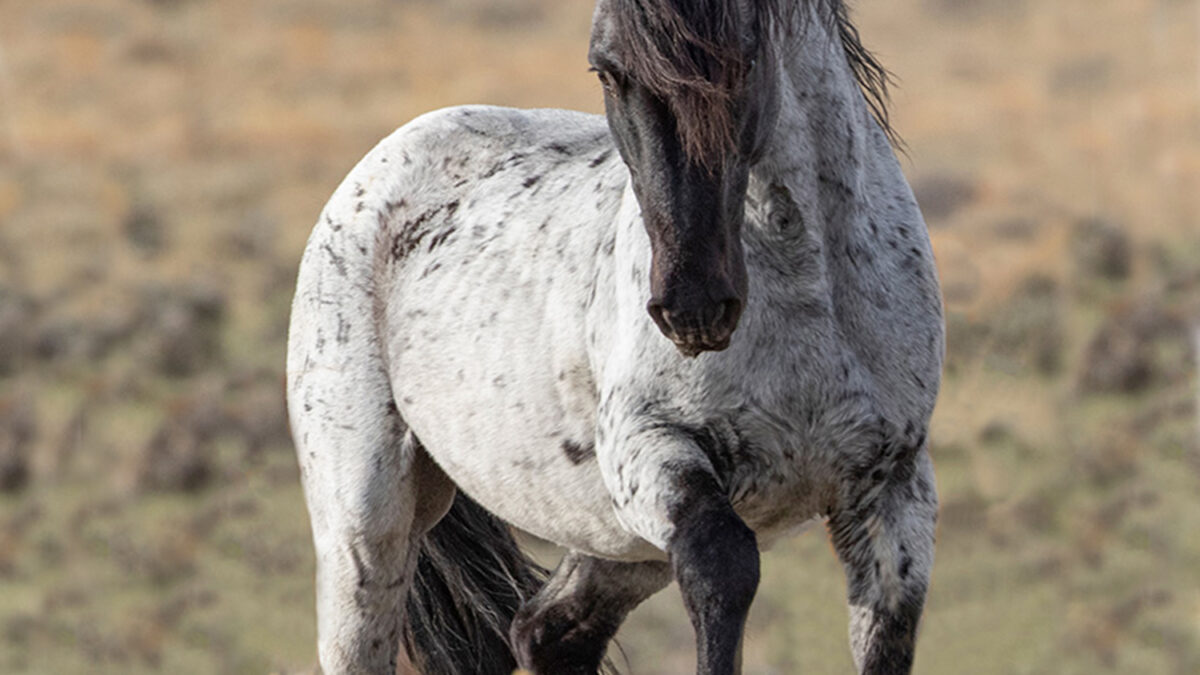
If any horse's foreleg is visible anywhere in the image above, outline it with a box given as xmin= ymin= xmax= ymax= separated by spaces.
xmin=830 ymin=453 xmax=937 ymax=675
xmin=667 ymin=467 xmax=760 ymax=675
xmin=599 ymin=417 xmax=760 ymax=675
xmin=510 ymin=551 xmax=670 ymax=674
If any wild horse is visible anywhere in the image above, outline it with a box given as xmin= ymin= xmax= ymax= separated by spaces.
xmin=287 ymin=0 xmax=944 ymax=673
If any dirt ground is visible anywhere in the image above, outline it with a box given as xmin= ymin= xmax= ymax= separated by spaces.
xmin=0 ymin=0 xmax=1198 ymax=672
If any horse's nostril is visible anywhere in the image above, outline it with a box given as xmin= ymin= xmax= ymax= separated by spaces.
xmin=647 ymin=302 xmax=672 ymax=336
xmin=717 ymin=298 xmax=743 ymax=332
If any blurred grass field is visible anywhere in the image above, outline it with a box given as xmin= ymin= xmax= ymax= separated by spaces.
xmin=1 ymin=0 xmax=1199 ymax=672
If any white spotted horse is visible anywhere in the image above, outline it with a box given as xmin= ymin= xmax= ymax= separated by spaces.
xmin=287 ymin=0 xmax=943 ymax=673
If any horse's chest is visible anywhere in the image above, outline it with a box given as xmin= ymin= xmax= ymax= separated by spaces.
xmin=657 ymin=321 xmax=889 ymax=539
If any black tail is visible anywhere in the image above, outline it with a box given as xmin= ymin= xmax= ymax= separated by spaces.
xmin=403 ymin=492 xmax=548 ymax=675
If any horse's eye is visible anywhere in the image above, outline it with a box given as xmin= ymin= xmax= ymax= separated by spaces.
xmin=592 ymin=69 xmax=620 ymax=97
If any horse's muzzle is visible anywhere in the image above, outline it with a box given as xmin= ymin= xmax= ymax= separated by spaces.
xmin=647 ymin=297 xmax=743 ymax=357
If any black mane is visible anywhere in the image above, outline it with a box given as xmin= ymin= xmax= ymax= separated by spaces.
xmin=828 ymin=1 xmax=896 ymax=147
xmin=608 ymin=0 xmax=896 ymax=163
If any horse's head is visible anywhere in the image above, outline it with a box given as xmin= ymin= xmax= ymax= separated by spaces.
xmin=590 ymin=0 xmax=783 ymax=357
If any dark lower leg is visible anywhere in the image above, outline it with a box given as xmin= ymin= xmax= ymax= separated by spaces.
xmin=667 ymin=471 xmax=760 ymax=675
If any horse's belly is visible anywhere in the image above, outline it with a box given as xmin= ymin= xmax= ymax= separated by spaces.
xmin=382 ymin=232 xmax=658 ymax=561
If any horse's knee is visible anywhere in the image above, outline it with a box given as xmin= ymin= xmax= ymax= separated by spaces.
xmin=510 ymin=554 xmax=604 ymax=674
xmin=848 ymin=599 xmax=924 ymax=675
xmin=510 ymin=553 xmax=670 ymax=675
xmin=668 ymin=475 xmax=760 ymax=621
xmin=664 ymin=469 xmax=759 ymax=675
xmin=830 ymin=478 xmax=936 ymax=674
xmin=511 ymin=598 xmax=608 ymax=675
xmin=832 ymin=535 xmax=930 ymax=674
xmin=599 ymin=422 xmax=759 ymax=673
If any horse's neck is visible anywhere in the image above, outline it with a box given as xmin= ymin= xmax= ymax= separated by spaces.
xmin=754 ymin=17 xmax=895 ymax=242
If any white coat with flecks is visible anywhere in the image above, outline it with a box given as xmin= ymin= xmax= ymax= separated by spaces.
xmin=288 ymin=5 xmax=943 ymax=673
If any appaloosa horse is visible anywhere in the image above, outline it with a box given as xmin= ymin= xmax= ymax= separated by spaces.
xmin=287 ymin=1 xmax=943 ymax=673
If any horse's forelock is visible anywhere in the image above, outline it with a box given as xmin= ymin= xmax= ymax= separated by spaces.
xmin=605 ymin=1 xmax=898 ymax=162
xmin=610 ymin=0 xmax=794 ymax=166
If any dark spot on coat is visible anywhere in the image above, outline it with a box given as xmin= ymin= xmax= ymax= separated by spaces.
xmin=588 ymin=149 xmax=613 ymax=168
xmin=322 ymin=243 xmax=348 ymax=277
xmin=480 ymin=152 xmax=529 ymax=179
xmin=523 ymin=175 xmax=542 ymax=189
xmin=561 ymin=439 xmax=595 ymax=465
xmin=912 ymin=372 xmax=926 ymax=390
xmin=817 ymin=172 xmax=853 ymax=197
xmin=391 ymin=229 xmax=427 ymax=262
xmin=390 ymin=201 xmax=459 ymax=262
xmin=427 ymin=227 xmax=457 ymax=252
